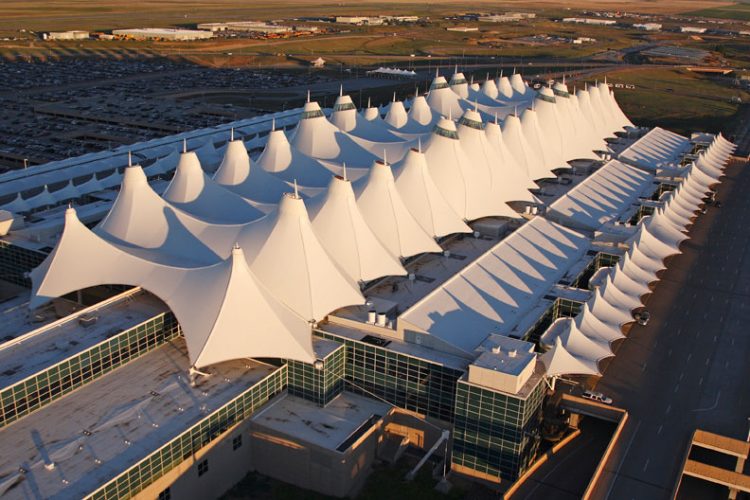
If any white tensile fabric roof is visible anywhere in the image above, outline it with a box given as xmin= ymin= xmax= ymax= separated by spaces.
xmin=256 ymin=128 xmax=338 ymax=187
xmin=398 ymin=217 xmax=590 ymax=354
xmin=213 ymin=137 xmax=292 ymax=208
xmin=238 ymin=193 xmax=365 ymax=321
xmin=541 ymin=335 xmax=601 ymax=377
xmin=422 ymin=117 xmax=514 ymax=221
xmin=163 ymin=150 xmax=264 ymax=224
xmin=30 ymin=208 xmax=315 ymax=368
xmin=541 ymin=133 xmax=736 ymax=377
xmin=457 ymin=109 xmax=535 ymax=210
xmin=484 ymin=118 xmax=538 ymax=192
xmin=618 ymin=127 xmax=692 ymax=171
xmin=502 ymin=113 xmax=554 ymax=181
xmin=392 ymin=147 xmax=472 ymax=238
xmin=28 ymin=76 xmax=704 ymax=376
xmin=307 ymin=174 xmax=406 ymax=283
xmin=354 ymin=160 xmax=441 ymax=258
xmin=547 ymin=159 xmax=655 ymax=231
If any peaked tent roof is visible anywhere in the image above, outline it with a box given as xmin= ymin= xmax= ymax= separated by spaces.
xmin=541 ymin=336 xmax=601 ymax=377
xmin=426 ymin=75 xmax=465 ymax=119
xmin=96 ymin=165 xmax=233 ymax=265
xmin=354 ymin=160 xmax=442 ymax=258
xmin=422 ymin=117 xmax=513 ymax=220
xmin=30 ymin=207 xmax=315 ymax=368
xmin=256 ymin=128 xmax=338 ymax=187
xmin=392 ymin=147 xmax=472 ymax=238
xmin=163 ymin=151 xmax=264 ymax=223
xmin=213 ymin=138 xmax=293 ymax=206
xmin=307 ymin=175 xmax=406 ymax=283
xmin=457 ymin=109 xmax=535 ymax=209
xmin=484 ymin=119 xmax=538 ymax=191
xmin=238 ymin=192 xmax=365 ymax=321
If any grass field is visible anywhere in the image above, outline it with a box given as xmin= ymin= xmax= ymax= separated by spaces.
xmin=597 ymin=67 xmax=750 ymax=135
xmin=686 ymin=2 xmax=750 ymax=20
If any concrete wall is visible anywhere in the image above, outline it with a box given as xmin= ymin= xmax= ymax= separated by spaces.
xmin=134 ymin=418 xmax=255 ymax=500
xmin=247 ymin=415 xmax=386 ymax=498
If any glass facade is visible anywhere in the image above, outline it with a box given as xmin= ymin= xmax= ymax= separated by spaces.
xmin=316 ymin=331 xmax=464 ymax=423
xmin=0 ymin=241 xmax=47 ymax=287
xmin=0 ymin=312 xmax=180 ymax=428
xmin=452 ymin=376 xmax=545 ymax=482
xmin=87 ymin=365 xmax=287 ymax=500
xmin=524 ymin=297 xmax=585 ymax=347
xmin=571 ymin=251 xmax=620 ymax=290
xmin=287 ymin=342 xmax=345 ymax=407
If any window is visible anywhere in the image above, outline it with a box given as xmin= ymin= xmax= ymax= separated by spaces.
xmin=197 ymin=459 xmax=208 ymax=477
xmin=232 ymin=435 xmax=242 ymax=451
xmin=158 ymin=487 xmax=171 ymax=500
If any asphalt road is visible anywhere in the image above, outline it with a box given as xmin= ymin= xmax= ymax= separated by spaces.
xmin=511 ymin=418 xmax=616 ymax=500
xmin=594 ymin=155 xmax=750 ymax=499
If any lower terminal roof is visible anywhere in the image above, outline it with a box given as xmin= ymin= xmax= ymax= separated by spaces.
xmin=0 ymin=338 xmax=276 ymax=500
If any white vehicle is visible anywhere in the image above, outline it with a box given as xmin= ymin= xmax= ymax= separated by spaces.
xmin=582 ymin=390 xmax=613 ymax=405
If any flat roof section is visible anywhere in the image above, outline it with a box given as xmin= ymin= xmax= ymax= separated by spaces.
xmin=251 ymin=392 xmax=390 ymax=452
xmin=0 ymin=338 xmax=276 ymax=499
xmin=0 ymin=289 xmax=167 ymax=389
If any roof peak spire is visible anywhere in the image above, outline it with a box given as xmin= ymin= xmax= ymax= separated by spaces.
xmin=128 ymin=150 xmax=132 ymax=167
xmin=494 ymin=112 xmax=498 ymax=124
xmin=293 ymin=178 xmax=299 ymax=198
xmin=342 ymin=162 xmax=347 ymax=181
xmin=230 ymin=127 xmax=234 ymax=142
xmin=392 ymin=91 xmax=396 ymax=103
xmin=271 ymin=117 xmax=276 ymax=131
xmin=339 ymin=84 xmax=343 ymax=97
xmin=183 ymin=138 xmax=187 ymax=154
xmin=417 ymin=136 xmax=422 ymax=153
xmin=306 ymin=89 xmax=310 ymax=103
xmin=383 ymin=149 xmax=388 ymax=166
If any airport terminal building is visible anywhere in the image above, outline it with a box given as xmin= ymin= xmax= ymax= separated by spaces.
xmin=0 ymin=70 xmax=736 ymax=498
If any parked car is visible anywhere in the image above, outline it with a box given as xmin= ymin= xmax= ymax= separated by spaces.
xmin=634 ymin=310 xmax=650 ymax=326
xmin=582 ymin=390 xmax=613 ymax=405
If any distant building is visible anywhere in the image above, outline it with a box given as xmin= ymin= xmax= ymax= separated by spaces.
xmin=44 ymin=30 xmax=89 ymax=41
xmin=196 ymin=22 xmax=304 ymax=34
xmin=335 ymin=16 xmax=384 ymax=26
xmin=481 ymin=12 xmax=536 ymax=22
xmin=680 ymin=26 xmax=707 ymax=34
xmin=633 ymin=23 xmax=662 ymax=31
xmin=112 ymin=28 xmax=213 ymax=41
xmin=446 ymin=26 xmax=479 ymax=32
xmin=562 ymin=18 xmax=616 ymax=26
xmin=311 ymin=57 xmax=326 ymax=67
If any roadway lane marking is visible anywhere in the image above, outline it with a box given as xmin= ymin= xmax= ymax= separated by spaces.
xmin=643 ymin=458 xmax=650 ymax=472
xmin=657 ymin=424 xmax=663 ymax=435
xmin=674 ymin=384 xmax=680 ymax=393
xmin=699 ymin=377 xmax=703 ymax=386
xmin=679 ymin=372 xmax=684 ymax=381
xmin=606 ymin=420 xmax=642 ymax=499
xmin=642 ymin=362 xmax=647 ymax=372
xmin=687 ymin=353 xmax=692 ymax=362
xmin=692 ymin=390 xmax=721 ymax=412
xmin=665 ymin=404 xmax=671 ymax=415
